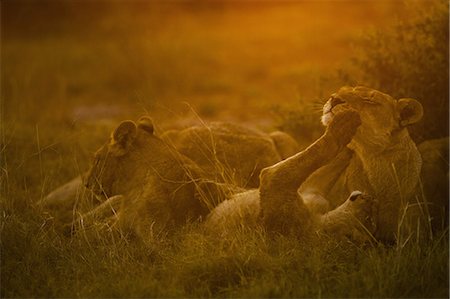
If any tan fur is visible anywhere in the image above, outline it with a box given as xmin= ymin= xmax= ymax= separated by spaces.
xmin=78 ymin=117 xmax=236 ymax=239
xmin=207 ymin=109 xmax=378 ymax=244
xmin=78 ymin=111 xmax=376 ymax=243
xmin=36 ymin=176 xmax=96 ymax=225
xmin=301 ymin=86 xmax=423 ymax=242
xmin=161 ymin=122 xmax=299 ymax=188
xmin=41 ymin=121 xmax=295 ymax=225
xmin=269 ymin=131 xmax=300 ymax=159
xmin=207 ymin=86 xmax=423 ymax=244
xmin=50 ymin=86 xmax=423 ymax=244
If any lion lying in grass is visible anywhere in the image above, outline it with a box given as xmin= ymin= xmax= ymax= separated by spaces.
xmin=39 ymin=120 xmax=299 ymax=225
xmin=72 ymin=117 xmax=301 ymax=239
xmin=72 ymin=100 xmax=379 ymax=243
xmin=161 ymin=122 xmax=299 ymax=188
xmin=44 ymin=86 xmax=431 ymax=245
xmin=209 ymin=86 xmax=425 ymax=243
xmin=207 ymin=110 xmax=378 ymax=243
xmin=75 ymin=117 xmax=246 ymax=238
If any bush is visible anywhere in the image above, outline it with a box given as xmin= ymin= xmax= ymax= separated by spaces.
xmin=348 ymin=1 xmax=449 ymax=142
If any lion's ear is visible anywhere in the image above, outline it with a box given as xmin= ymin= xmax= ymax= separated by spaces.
xmin=397 ymin=98 xmax=423 ymax=127
xmin=137 ymin=116 xmax=154 ymax=134
xmin=110 ymin=120 xmax=137 ymax=155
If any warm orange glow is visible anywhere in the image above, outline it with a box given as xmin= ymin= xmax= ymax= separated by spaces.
xmin=2 ymin=1 xmax=423 ymax=123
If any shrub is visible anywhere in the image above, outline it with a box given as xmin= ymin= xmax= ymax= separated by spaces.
xmin=348 ymin=1 xmax=449 ymax=142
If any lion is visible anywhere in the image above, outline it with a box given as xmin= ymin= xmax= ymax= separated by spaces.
xmin=207 ymin=109 xmax=378 ymax=244
xmin=75 ymin=116 xmax=239 ymax=238
xmin=207 ymin=86 xmax=424 ymax=244
xmin=47 ymin=86 xmax=424 ymax=245
xmin=39 ymin=121 xmax=298 ymax=223
xmin=77 ymin=109 xmax=377 ymax=244
xmin=302 ymin=86 xmax=423 ymax=243
xmin=161 ymin=122 xmax=299 ymax=188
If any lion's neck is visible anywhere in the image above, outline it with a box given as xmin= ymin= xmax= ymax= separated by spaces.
xmin=349 ymin=128 xmax=421 ymax=199
xmin=349 ymin=129 xmax=422 ymax=242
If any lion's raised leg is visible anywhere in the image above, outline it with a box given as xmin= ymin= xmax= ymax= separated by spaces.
xmin=259 ymin=110 xmax=361 ymax=235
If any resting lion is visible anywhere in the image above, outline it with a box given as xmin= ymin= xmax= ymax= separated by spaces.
xmin=207 ymin=110 xmax=378 ymax=243
xmin=75 ymin=117 xmax=243 ymax=238
xmin=71 ymin=118 xmax=298 ymax=239
xmin=43 ymin=86 xmax=425 ymax=245
xmin=161 ymin=122 xmax=299 ymax=188
xmin=208 ymin=86 xmax=424 ymax=244
xmin=73 ymin=107 xmax=379 ymax=244
xmin=38 ymin=121 xmax=298 ymax=224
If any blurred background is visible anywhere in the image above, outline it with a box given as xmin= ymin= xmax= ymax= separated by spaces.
xmin=1 ymin=0 xmax=448 ymax=193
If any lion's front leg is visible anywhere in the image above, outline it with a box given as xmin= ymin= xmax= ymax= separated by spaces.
xmin=67 ymin=195 xmax=124 ymax=234
xmin=300 ymin=148 xmax=353 ymax=214
xmin=259 ymin=110 xmax=361 ymax=236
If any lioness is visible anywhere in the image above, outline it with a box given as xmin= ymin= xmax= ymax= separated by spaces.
xmin=303 ymin=86 xmax=423 ymax=242
xmin=208 ymin=86 xmax=424 ymax=244
xmin=207 ymin=110 xmax=378 ymax=243
xmin=51 ymin=86 xmax=424 ymax=245
xmin=39 ymin=121 xmax=298 ymax=224
xmin=161 ymin=122 xmax=299 ymax=188
xmin=77 ymin=117 xmax=237 ymax=238
xmin=79 ymin=107 xmax=379 ymax=244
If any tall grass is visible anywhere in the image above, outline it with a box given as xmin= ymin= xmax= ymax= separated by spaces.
xmin=1 ymin=2 xmax=448 ymax=298
xmin=1 ymin=110 xmax=448 ymax=298
xmin=2 ymin=204 xmax=448 ymax=298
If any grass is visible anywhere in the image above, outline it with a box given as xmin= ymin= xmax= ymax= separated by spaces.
xmin=1 ymin=107 xmax=448 ymax=298
xmin=2 ymin=207 xmax=448 ymax=298
xmin=1 ymin=1 xmax=448 ymax=298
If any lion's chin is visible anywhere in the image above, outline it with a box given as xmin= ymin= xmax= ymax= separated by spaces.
xmin=321 ymin=112 xmax=333 ymax=126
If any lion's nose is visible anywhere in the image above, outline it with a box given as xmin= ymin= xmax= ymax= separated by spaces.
xmin=330 ymin=96 xmax=345 ymax=109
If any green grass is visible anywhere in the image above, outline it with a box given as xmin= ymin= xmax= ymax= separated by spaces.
xmin=1 ymin=205 xmax=448 ymax=298
xmin=0 ymin=121 xmax=448 ymax=297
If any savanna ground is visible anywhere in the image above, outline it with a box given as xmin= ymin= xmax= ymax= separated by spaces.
xmin=1 ymin=1 xmax=449 ymax=297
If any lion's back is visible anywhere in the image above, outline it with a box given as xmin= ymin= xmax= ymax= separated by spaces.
xmin=161 ymin=122 xmax=286 ymax=188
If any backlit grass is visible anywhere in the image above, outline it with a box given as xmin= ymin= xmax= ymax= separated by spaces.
xmin=1 ymin=1 xmax=448 ymax=298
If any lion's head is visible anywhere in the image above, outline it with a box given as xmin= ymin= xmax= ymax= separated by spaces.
xmin=322 ymin=86 xmax=423 ymax=150
xmin=84 ymin=116 xmax=168 ymax=198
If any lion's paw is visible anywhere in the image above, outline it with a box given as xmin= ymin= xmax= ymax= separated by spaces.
xmin=325 ymin=109 xmax=361 ymax=147
xmin=347 ymin=191 xmax=378 ymax=234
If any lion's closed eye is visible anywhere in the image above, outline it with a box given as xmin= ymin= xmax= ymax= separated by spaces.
xmin=363 ymin=100 xmax=380 ymax=106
